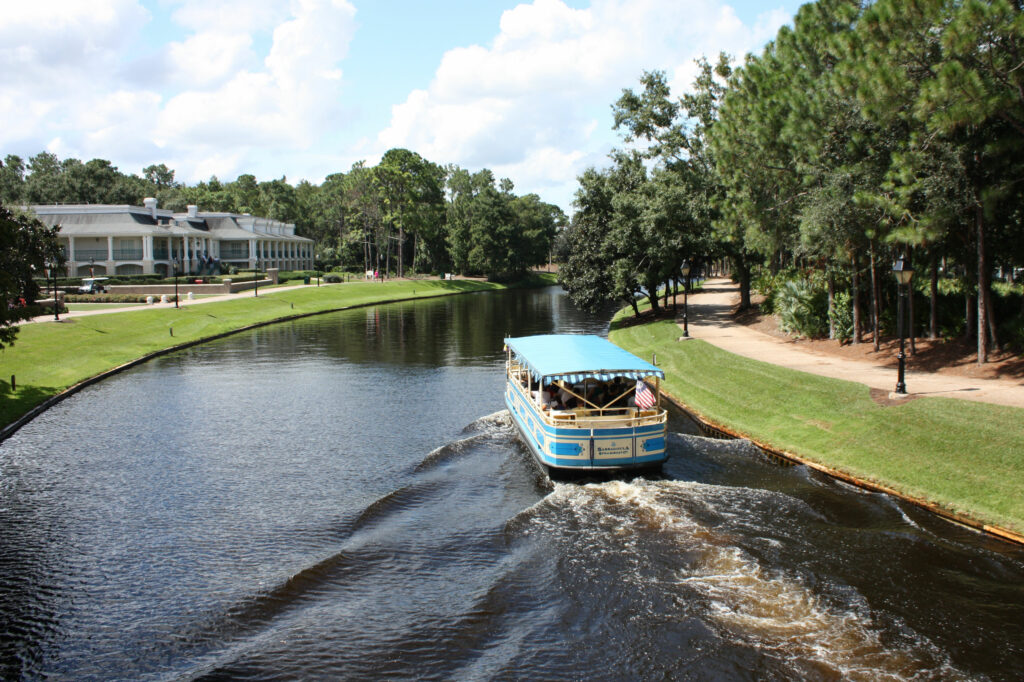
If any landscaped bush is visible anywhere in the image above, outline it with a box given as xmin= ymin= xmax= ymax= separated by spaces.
xmin=64 ymin=294 xmax=177 ymax=303
xmin=752 ymin=267 xmax=799 ymax=314
xmin=775 ymin=278 xmax=829 ymax=338
xmin=21 ymin=302 xmax=67 ymax=316
xmin=829 ymin=290 xmax=854 ymax=342
xmin=276 ymin=270 xmax=317 ymax=283
xmin=324 ymin=273 xmax=342 ymax=283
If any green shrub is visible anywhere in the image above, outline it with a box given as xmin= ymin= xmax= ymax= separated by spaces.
xmin=775 ymin=279 xmax=829 ymax=338
xmin=752 ymin=267 xmax=799 ymax=314
xmin=324 ymin=274 xmax=342 ymax=283
xmin=64 ymin=294 xmax=177 ymax=303
xmin=829 ymin=290 xmax=854 ymax=342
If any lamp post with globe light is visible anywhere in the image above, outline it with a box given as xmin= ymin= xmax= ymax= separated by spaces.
xmin=680 ymin=260 xmax=691 ymax=338
xmin=892 ymin=256 xmax=914 ymax=394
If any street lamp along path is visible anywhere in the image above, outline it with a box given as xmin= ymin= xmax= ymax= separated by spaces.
xmin=680 ymin=260 xmax=691 ymax=339
xmin=892 ymin=256 xmax=914 ymax=395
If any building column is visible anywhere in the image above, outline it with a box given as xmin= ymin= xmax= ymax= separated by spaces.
xmin=67 ymin=235 xmax=76 ymax=267
xmin=143 ymin=235 xmax=154 ymax=275
xmin=106 ymin=235 xmax=115 ymax=274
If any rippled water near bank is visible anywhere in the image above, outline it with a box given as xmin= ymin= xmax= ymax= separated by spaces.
xmin=1 ymin=287 xmax=1022 ymax=680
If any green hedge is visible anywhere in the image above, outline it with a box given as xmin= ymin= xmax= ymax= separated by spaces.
xmin=64 ymin=294 xmax=177 ymax=303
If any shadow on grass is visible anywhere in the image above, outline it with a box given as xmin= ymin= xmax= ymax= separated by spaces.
xmin=0 ymin=382 xmax=62 ymax=432
xmin=610 ymin=307 xmax=681 ymax=332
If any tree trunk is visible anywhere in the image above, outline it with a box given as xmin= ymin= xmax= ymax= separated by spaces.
xmin=631 ymin=299 xmax=641 ymax=317
xmin=735 ymin=255 xmax=751 ymax=310
xmin=827 ymin=276 xmax=836 ymax=340
xmin=929 ymin=255 xmax=938 ymax=339
xmin=965 ymin=291 xmax=975 ymax=342
xmin=869 ymin=240 xmax=880 ymax=352
xmin=976 ymin=204 xmax=989 ymax=364
xmin=852 ymin=256 xmax=862 ymax=344
xmin=398 ymin=223 xmax=405 ymax=278
xmin=909 ymin=273 xmax=917 ymax=355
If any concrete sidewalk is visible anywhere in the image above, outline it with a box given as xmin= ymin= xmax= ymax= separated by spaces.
xmin=683 ymin=278 xmax=1024 ymax=409
xmin=23 ymin=280 xmax=331 ymax=324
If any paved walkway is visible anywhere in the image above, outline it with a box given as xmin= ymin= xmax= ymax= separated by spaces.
xmin=683 ymin=278 xmax=1024 ymax=409
xmin=23 ymin=280 xmax=335 ymax=324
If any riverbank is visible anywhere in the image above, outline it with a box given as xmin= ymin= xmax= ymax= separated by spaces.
xmin=610 ymin=314 xmax=1024 ymax=540
xmin=1 ymin=275 xmax=554 ymax=437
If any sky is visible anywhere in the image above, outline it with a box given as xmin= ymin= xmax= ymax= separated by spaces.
xmin=1 ymin=0 xmax=801 ymax=212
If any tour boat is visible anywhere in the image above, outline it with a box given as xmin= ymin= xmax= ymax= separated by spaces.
xmin=504 ymin=334 xmax=668 ymax=474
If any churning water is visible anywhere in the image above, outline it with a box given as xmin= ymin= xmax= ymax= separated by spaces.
xmin=1 ymin=287 xmax=1022 ymax=680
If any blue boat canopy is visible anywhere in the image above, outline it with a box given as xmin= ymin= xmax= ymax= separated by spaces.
xmin=504 ymin=334 xmax=665 ymax=384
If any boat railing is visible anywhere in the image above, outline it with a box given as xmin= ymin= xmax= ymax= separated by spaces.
xmin=545 ymin=408 xmax=665 ymax=428
xmin=506 ymin=362 xmax=665 ymax=428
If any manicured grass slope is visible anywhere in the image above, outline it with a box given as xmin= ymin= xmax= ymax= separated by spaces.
xmin=1 ymin=279 xmax=522 ymax=430
xmin=611 ymin=320 xmax=1024 ymax=534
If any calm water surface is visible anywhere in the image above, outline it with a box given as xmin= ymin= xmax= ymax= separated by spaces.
xmin=1 ymin=286 xmax=1022 ymax=680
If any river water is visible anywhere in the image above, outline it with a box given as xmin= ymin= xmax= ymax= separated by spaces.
xmin=1 ymin=286 xmax=1022 ymax=680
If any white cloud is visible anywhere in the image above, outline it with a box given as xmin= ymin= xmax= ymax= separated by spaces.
xmin=0 ymin=0 xmax=149 ymax=83
xmin=156 ymin=0 xmax=357 ymax=179
xmin=169 ymin=0 xmax=288 ymax=34
xmin=167 ymin=32 xmax=256 ymax=88
xmin=376 ymin=0 xmax=792 ymax=210
xmin=0 ymin=0 xmax=358 ymax=183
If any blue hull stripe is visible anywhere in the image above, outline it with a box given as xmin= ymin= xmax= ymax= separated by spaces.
xmin=505 ymin=381 xmax=668 ymax=471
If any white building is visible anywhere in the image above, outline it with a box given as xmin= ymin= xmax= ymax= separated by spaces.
xmin=31 ymin=199 xmax=314 ymax=276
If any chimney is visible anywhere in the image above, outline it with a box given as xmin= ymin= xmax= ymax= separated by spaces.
xmin=143 ymin=197 xmax=158 ymax=218
xmin=187 ymin=204 xmax=198 ymax=218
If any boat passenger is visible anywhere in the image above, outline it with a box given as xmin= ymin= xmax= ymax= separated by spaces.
xmin=557 ymin=383 xmax=578 ymax=409
xmin=534 ymin=385 xmax=556 ymax=409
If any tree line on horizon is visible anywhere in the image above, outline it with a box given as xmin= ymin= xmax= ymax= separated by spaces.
xmin=0 ymin=148 xmax=562 ymax=281
xmin=558 ymin=0 xmax=1023 ymax=364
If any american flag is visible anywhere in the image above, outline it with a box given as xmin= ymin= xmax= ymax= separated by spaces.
xmin=635 ymin=380 xmax=656 ymax=409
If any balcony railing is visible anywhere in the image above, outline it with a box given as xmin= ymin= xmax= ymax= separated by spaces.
xmin=73 ymin=249 xmax=109 ymax=261
xmin=153 ymin=249 xmax=169 ymax=260
xmin=112 ymin=249 xmax=143 ymax=260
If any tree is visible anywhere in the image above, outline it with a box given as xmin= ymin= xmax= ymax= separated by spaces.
xmin=143 ymin=163 xmax=176 ymax=189
xmin=24 ymin=152 xmax=64 ymax=204
xmin=0 ymin=155 xmax=26 ymax=205
xmin=0 ymin=204 xmax=59 ymax=349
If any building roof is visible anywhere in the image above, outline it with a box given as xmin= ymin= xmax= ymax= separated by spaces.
xmin=504 ymin=334 xmax=665 ymax=384
xmin=29 ymin=204 xmax=312 ymax=242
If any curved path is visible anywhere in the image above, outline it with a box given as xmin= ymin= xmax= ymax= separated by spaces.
xmin=683 ymin=278 xmax=1024 ymax=409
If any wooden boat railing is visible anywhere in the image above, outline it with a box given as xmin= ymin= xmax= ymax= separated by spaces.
xmin=506 ymin=361 xmax=666 ymax=428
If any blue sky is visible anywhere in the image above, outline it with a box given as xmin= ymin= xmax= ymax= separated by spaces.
xmin=1 ymin=0 xmax=801 ymax=211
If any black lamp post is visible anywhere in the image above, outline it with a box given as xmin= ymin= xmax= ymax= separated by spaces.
xmin=172 ymin=256 xmax=180 ymax=308
xmin=681 ymin=260 xmax=691 ymax=337
xmin=893 ymin=256 xmax=914 ymax=394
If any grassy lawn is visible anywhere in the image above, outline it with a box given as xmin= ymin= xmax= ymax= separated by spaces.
xmin=610 ymin=319 xmax=1024 ymax=535
xmin=1 ymin=275 xmax=554 ymax=432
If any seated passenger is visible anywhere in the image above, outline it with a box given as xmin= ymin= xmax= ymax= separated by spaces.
xmin=587 ymin=381 xmax=608 ymax=408
xmin=556 ymin=383 xmax=577 ymax=409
